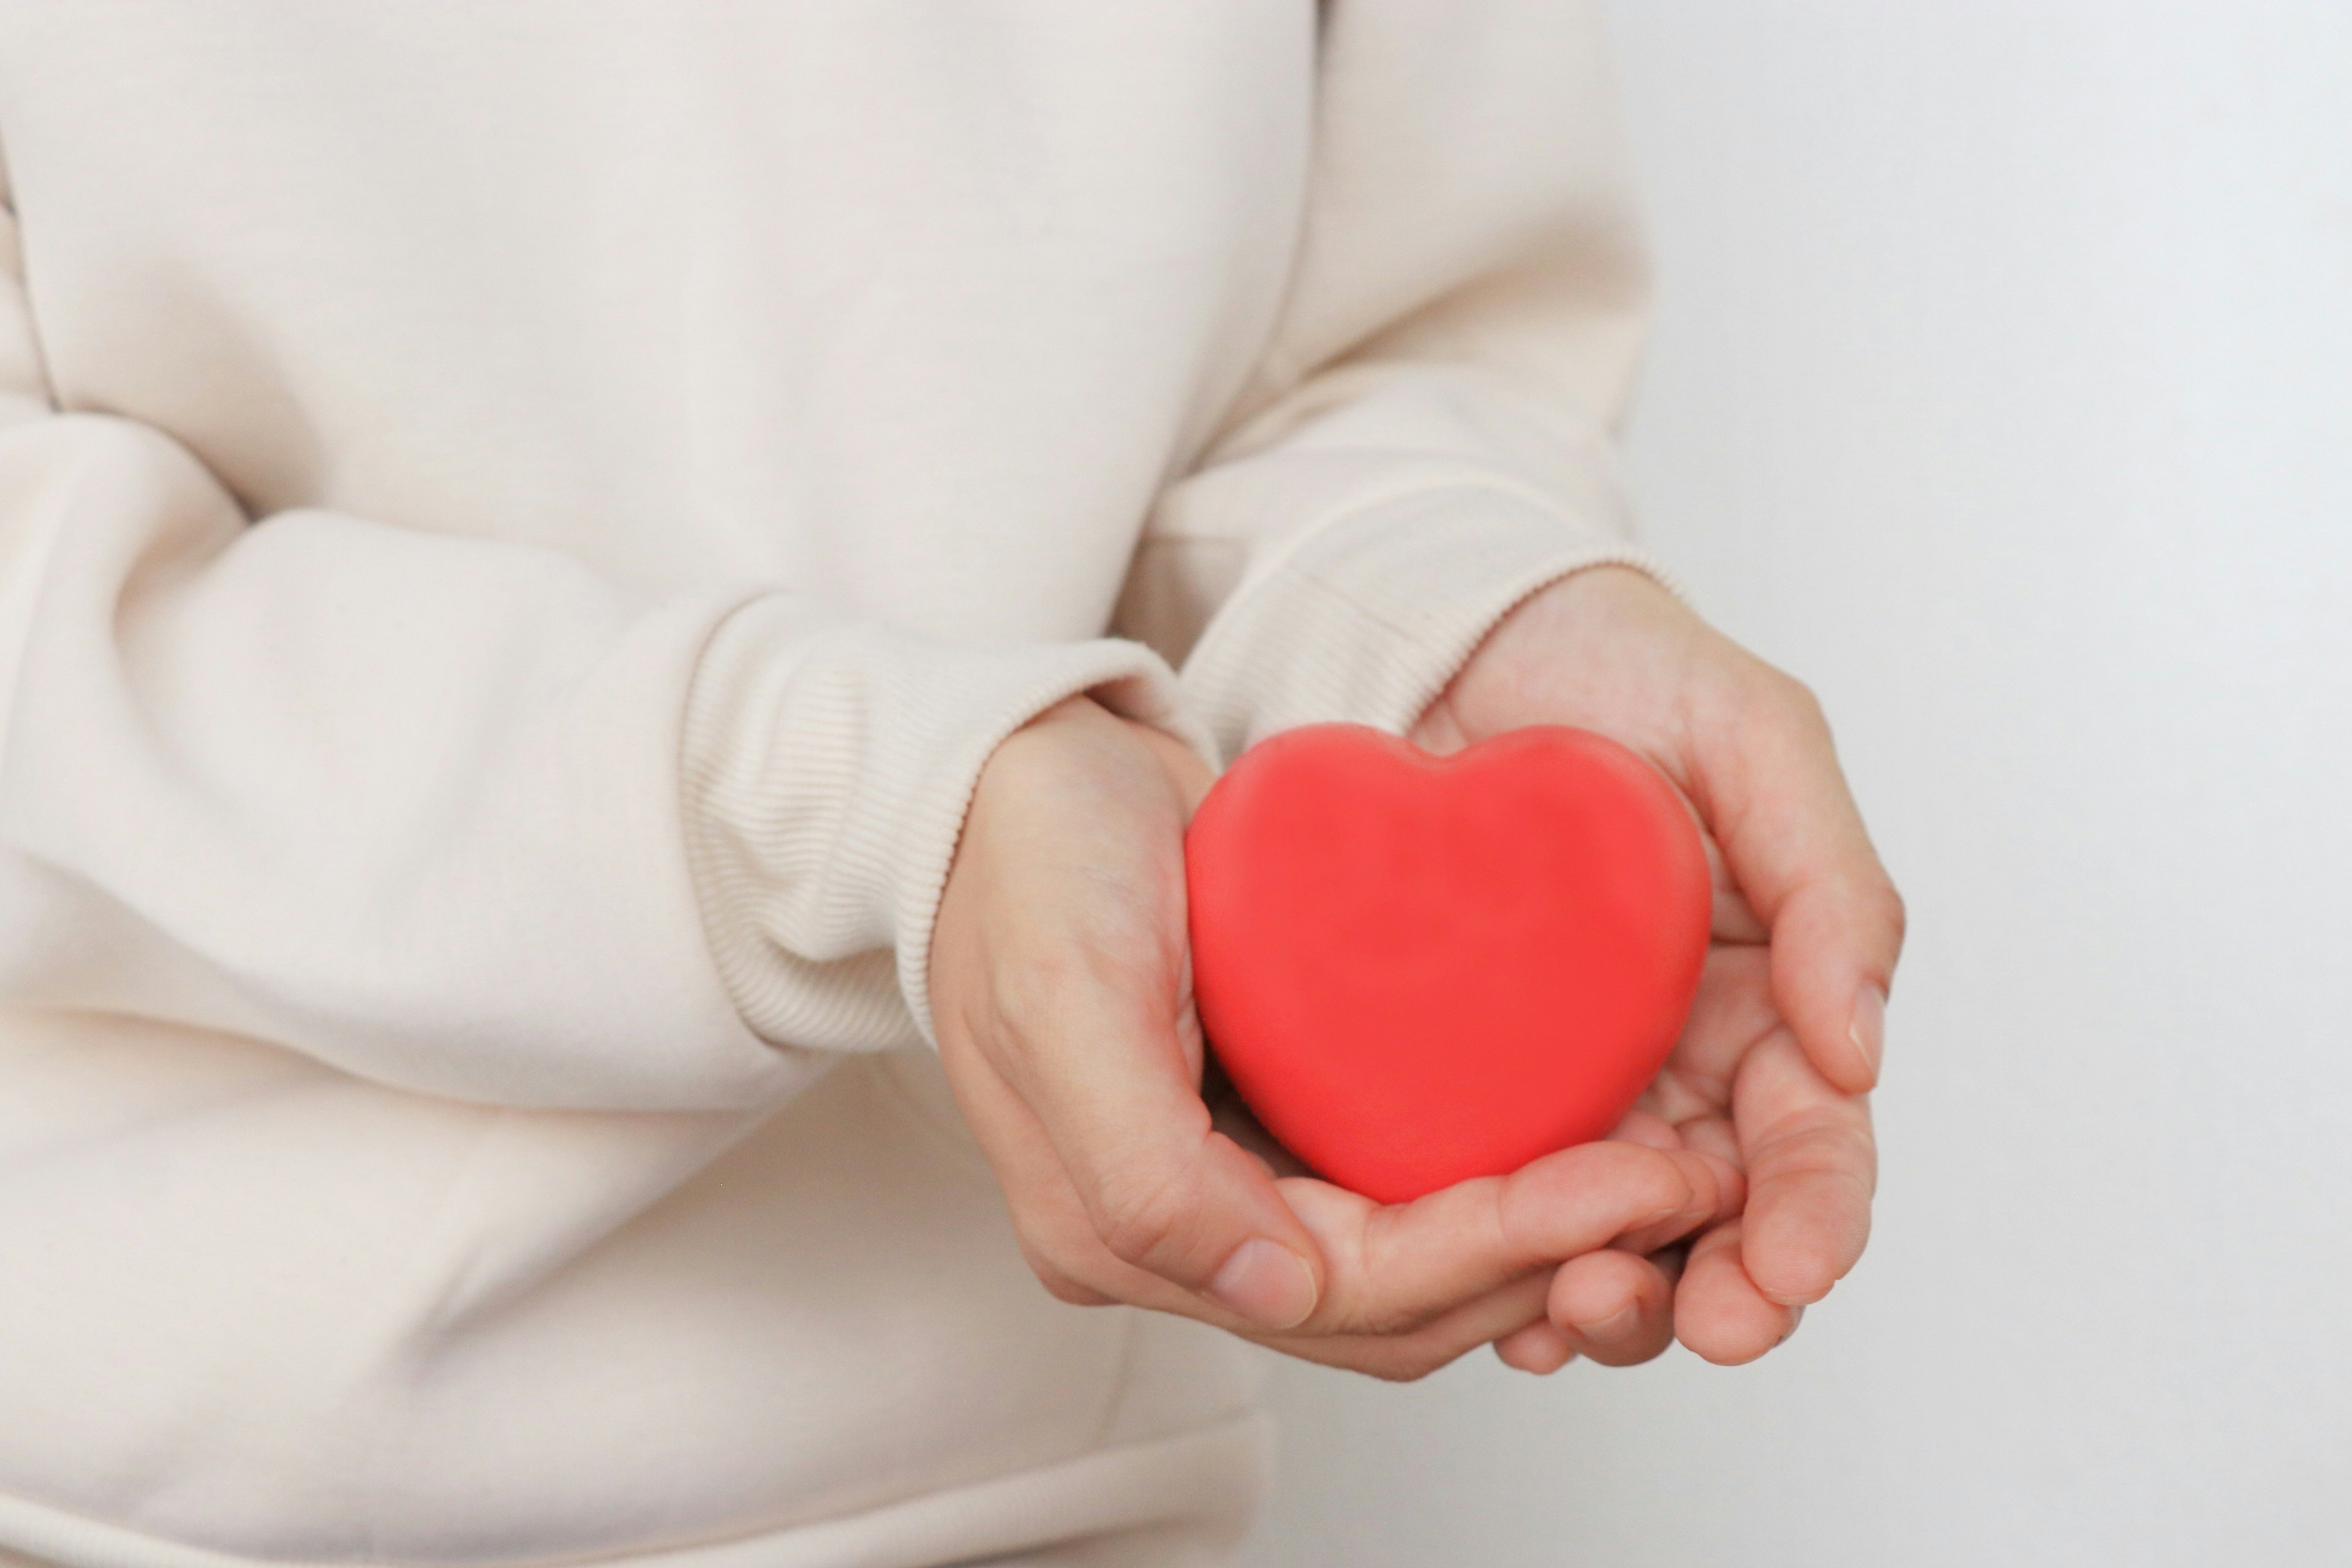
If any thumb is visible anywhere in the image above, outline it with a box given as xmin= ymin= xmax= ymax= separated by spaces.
xmin=1007 ymin=965 xmax=1325 ymax=1331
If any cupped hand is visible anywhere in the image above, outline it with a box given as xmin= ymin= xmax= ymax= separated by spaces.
xmin=1412 ymin=566 xmax=1904 ymax=1370
xmin=931 ymin=695 xmax=1741 ymax=1379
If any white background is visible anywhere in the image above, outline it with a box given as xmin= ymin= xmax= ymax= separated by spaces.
xmin=1239 ymin=3 xmax=2352 ymax=1564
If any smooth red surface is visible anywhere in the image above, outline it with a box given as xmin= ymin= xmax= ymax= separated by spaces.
xmin=1186 ymin=723 xmax=1713 ymax=1205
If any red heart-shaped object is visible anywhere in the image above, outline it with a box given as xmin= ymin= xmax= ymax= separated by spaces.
xmin=1186 ymin=723 xmax=1712 ymax=1205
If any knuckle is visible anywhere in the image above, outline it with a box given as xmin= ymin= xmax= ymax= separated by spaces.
xmin=1014 ymin=1236 xmax=1116 ymax=1308
xmin=1039 ymin=1269 xmax=1114 ymax=1308
xmin=1324 ymin=1325 xmax=1466 ymax=1384
xmin=1753 ymin=1109 xmax=1878 ymax=1189
xmin=1007 ymin=1206 xmax=1068 ymax=1265
xmin=1010 ymin=1196 xmax=1111 ymax=1274
xmin=1725 ymin=658 xmax=1822 ymax=735
xmin=1092 ymin=1161 xmax=1200 ymax=1272
xmin=1877 ymin=883 xmax=1911 ymax=949
xmin=1826 ymin=875 xmax=1907 ymax=963
xmin=1366 ymin=1343 xmax=1450 ymax=1384
xmin=1768 ymin=669 xmax=1827 ymax=729
xmin=991 ymin=946 xmax=1084 ymax=1036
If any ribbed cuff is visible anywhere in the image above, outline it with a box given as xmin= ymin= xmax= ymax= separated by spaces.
xmin=682 ymin=597 xmax=1208 ymax=1052
xmin=1178 ymin=481 xmax=1683 ymax=760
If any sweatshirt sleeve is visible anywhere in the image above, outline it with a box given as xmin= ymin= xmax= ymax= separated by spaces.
xmin=1113 ymin=0 xmax=1676 ymax=760
xmin=0 ymin=180 xmax=1196 ymax=1112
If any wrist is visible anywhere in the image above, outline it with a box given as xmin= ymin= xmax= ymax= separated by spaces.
xmin=1429 ymin=565 xmax=1671 ymax=745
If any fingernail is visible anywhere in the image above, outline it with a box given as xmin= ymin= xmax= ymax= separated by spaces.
xmin=1848 ymin=982 xmax=1887 ymax=1082
xmin=1572 ymin=1302 xmax=1642 ymax=1342
xmin=1208 ymin=1238 xmax=1319 ymax=1331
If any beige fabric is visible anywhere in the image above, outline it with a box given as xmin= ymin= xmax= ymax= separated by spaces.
xmin=0 ymin=2 xmax=1656 ymax=1564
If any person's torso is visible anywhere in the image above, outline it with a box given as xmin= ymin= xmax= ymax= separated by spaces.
xmin=0 ymin=4 xmax=1298 ymax=1561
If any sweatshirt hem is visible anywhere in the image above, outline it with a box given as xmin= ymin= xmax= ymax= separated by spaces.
xmin=1180 ymin=478 xmax=1683 ymax=758
xmin=0 ymin=1412 xmax=1272 ymax=1568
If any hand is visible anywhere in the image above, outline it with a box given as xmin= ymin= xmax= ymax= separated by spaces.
xmin=932 ymin=695 xmax=1741 ymax=1379
xmin=1411 ymin=567 xmax=1903 ymax=1370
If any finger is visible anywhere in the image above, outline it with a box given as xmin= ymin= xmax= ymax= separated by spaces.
xmin=1660 ymin=944 xmax=1781 ymax=1108
xmin=1607 ymin=1106 xmax=1686 ymax=1152
xmin=1033 ymin=1133 xmax=1727 ymax=1349
xmin=1284 ymin=1141 xmax=1714 ymax=1336
xmin=1734 ymin=1028 xmax=1876 ymax=1306
xmin=963 ymin=1041 xmax=1721 ymax=1355
xmin=1645 ymin=944 xmax=1793 ymax=1145
xmin=1610 ymin=1147 xmax=1740 ymax=1257
xmin=1268 ymin=1268 xmax=1556 ymax=1382
xmin=1703 ymin=831 xmax=1770 ymax=944
xmin=1678 ymin=1114 xmax=1743 ymax=1169
xmin=1674 ymin=1219 xmax=1800 ymax=1365
xmin=1495 ymin=1318 xmax=1577 ymax=1374
xmin=1684 ymin=658 xmax=1905 ymax=1093
xmin=1548 ymin=1248 xmax=1676 ymax=1367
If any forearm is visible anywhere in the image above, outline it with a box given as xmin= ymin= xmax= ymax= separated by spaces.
xmin=0 ymin=412 xmax=1196 ymax=1108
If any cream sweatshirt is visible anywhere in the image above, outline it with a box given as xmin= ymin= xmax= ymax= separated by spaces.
xmin=0 ymin=4 xmax=1662 ymax=1565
